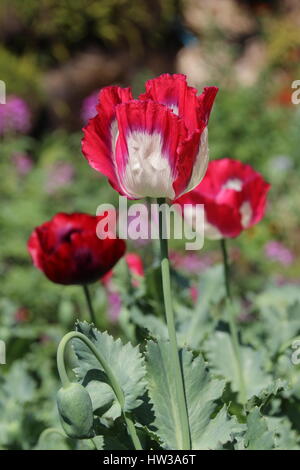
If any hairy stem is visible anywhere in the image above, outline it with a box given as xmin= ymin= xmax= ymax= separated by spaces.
xmin=220 ymin=238 xmax=247 ymax=404
xmin=83 ymin=285 xmax=97 ymax=326
xmin=157 ymin=198 xmax=191 ymax=450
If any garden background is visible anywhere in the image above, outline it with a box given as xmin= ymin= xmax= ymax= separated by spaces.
xmin=1 ymin=0 xmax=300 ymax=450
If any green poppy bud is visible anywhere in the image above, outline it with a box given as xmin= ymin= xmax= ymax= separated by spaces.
xmin=57 ymin=383 xmax=94 ymax=439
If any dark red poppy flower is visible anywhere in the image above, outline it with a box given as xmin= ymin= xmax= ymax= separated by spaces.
xmin=28 ymin=213 xmax=126 ymax=285
xmin=82 ymin=74 xmax=218 ymax=199
xmin=176 ymin=158 xmax=270 ymax=239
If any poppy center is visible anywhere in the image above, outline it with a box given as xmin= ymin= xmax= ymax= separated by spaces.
xmin=59 ymin=226 xmax=82 ymax=243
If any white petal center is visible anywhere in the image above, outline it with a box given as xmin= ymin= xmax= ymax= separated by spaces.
xmin=122 ymin=130 xmax=175 ymax=199
xmin=240 ymin=201 xmax=252 ymax=228
xmin=222 ymin=178 xmax=243 ymax=191
xmin=169 ymin=104 xmax=179 ymax=115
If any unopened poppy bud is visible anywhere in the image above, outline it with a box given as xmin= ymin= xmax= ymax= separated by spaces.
xmin=57 ymin=383 xmax=94 ymax=439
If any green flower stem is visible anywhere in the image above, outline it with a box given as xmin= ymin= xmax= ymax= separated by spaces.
xmin=220 ymin=238 xmax=247 ymax=404
xmin=57 ymin=331 xmax=142 ymax=450
xmin=157 ymin=198 xmax=191 ymax=450
xmin=83 ymin=285 xmax=97 ymax=326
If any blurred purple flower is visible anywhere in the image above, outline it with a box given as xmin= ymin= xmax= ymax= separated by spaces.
xmin=170 ymin=251 xmax=213 ymax=274
xmin=274 ymin=275 xmax=300 ymax=287
xmin=80 ymin=90 xmax=99 ymax=123
xmin=13 ymin=153 xmax=33 ymax=175
xmin=264 ymin=240 xmax=294 ymax=266
xmin=0 ymin=96 xmax=31 ymax=134
xmin=46 ymin=162 xmax=74 ymax=194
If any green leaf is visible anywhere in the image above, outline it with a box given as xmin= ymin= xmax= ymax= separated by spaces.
xmin=146 ymin=340 xmax=243 ymax=450
xmin=245 ymin=379 xmax=287 ymax=411
xmin=73 ymin=321 xmax=146 ymax=420
xmin=34 ymin=431 xmax=70 ymax=451
xmin=130 ymin=307 xmax=168 ymax=340
xmin=205 ymin=331 xmax=272 ymax=400
xmin=255 ymin=287 xmax=300 ymax=355
xmin=275 ymin=354 xmax=300 ymax=398
xmin=0 ymin=361 xmax=37 ymax=447
xmin=236 ymin=408 xmax=275 ymax=450
xmin=266 ymin=417 xmax=300 ymax=450
xmin=0 ymin=361 xmax=36 ymax=404
xmin=94 ymin=418 xmax=133 ymax=450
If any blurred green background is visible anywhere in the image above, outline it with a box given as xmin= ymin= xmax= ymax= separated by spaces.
xmin=0 ymin=0 xmax=300 ymax=449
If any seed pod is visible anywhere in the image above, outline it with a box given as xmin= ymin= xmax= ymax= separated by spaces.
xmin=57 ymin=383 xmax=94 ymax=439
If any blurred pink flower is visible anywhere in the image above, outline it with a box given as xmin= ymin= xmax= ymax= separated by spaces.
xmin=46 ymin=162 xmax=74 ymax=194
xmin=125 ymin=253 xmax=144 ymax=278
xmin=101 ymin=252 xmax=144 ymax=321
xmin=0 ymin=95 xmax=31 ymax=134
xmin=106 ymin=291 xmax=122 ymax=322
xmin=80 ymin=90 xmax=99 ymax=123
xmin=274 ymin=275 xmax=300 ymax=287
xmin=102 ymin=252 xmax=144 ymax=286
xmin=14 ymin=307 xmax=30 ymax=323
xmin=189 ymin=285 xmax=199 ymax=304
xmin=264 ymin=241 xmax=294 ymax=266
xmin=12 ymin=153 xmax=33 ymax=175
xmin=170 ymin=251 xmax=213 ymax=274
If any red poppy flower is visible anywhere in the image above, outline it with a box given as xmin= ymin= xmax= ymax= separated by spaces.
xmin=176 ymin=158 xmax=270 ymax=239
xmin=101 ymin=252 xmax=144 ymax=286
xmin=82 ymin=74 xmax=218 ymax=199
xmin=28 ymin=213 xmax=126 ymax=285
xmin=125 ymin=253 xmax=144 ymax=278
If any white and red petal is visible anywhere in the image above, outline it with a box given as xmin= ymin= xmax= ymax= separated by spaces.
xmin=172 ymin=126 xmax=210 ymax=199
xmin=140 ymin=74 xmax=199 ymax=134
xmin=172 ymin=129 xmax=200 ymax=198
xmin=204 ymin=201 xmax=243 ymax=238
xmin=176 ymin=158 xmax=270 ymax=239
xmin=114 ymin=100 xmax=187 ymax=199
xmin=140 ymin=74 xmax=218 ymax=137
xmin=139 ymin=74 xmax=187 ymax=111
xmin=242 ymin=177 xmax=270 ymax=227
xmin=82 ymin=76 xmax=218 ymax=200
xmin=185 ymin=127 xmax=209 ymax=193
xmin=27 ymin=230 xmax=43 ymax=269
xmin=197 ymin=86 xmax=219 ymax=129
xmin=81 ymin=86 xmax=133 ymax=195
